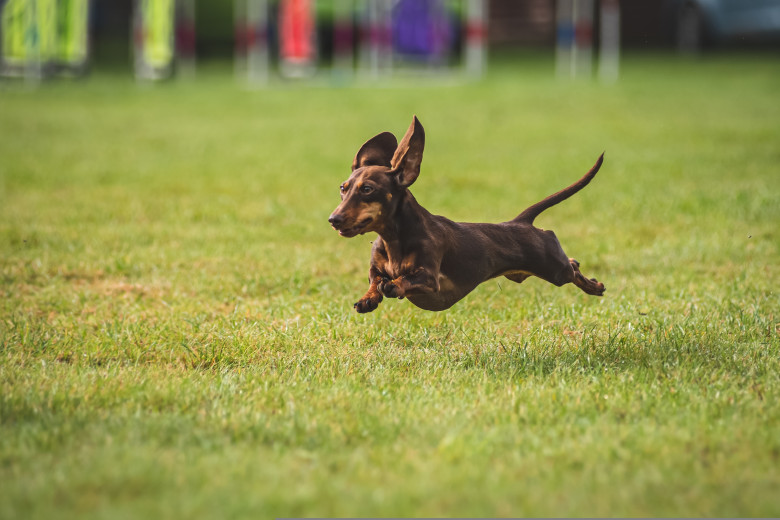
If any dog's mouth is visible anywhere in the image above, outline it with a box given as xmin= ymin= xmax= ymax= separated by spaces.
xmin=336 ymin=217 xmax=373 ymax=237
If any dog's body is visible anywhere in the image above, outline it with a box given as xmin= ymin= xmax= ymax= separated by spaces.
xmin=329 ymin=116 xmax=605 ymax=313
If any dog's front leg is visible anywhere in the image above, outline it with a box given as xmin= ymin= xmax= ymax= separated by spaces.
xmin=354 ymin=266 xmax=387 ymax=313
xmin=379 ymin=266 xmax=439 ymax=299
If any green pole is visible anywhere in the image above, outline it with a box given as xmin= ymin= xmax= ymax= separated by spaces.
xmin=58 ymin=0 xmax=89 ymax=67
xmin=142 ymin=0 xmax=174 ymax=71
xmin=1 ymin=0 xmax=30 ymax=67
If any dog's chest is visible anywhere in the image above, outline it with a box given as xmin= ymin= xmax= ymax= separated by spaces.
xmin=407 ymin=273 xmax=470 ymax=311
xmin=438 ymin=273 xmax=458 ymax=294
xmin=379 ymin=252 xmax=418 ymax=280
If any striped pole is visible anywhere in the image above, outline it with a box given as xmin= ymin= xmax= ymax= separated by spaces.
xmin=464 ymin=0 xmax=487 ymax=78
xmin=176 ymin=0 xmax=196 ymax=78
xmin=359 ymin=0 xmax=391 ymax=80
xmin=332 ymin=0 xmax=353 ymax=81
xmin=574 ymin=0 xmax=593 ymax=78
xmin=555 ymin=0 xmax=574 ymax=78
xmin=234 ymin=0 xmax=268 ymax=83
xmin=556 ymin=0 xmax=593 ymax=79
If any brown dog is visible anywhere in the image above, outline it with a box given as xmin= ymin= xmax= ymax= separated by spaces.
xmin=329 ymin=116 xmax=605 ymax=313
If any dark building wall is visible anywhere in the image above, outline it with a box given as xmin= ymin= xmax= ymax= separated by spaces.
xmin=488 ymin=0 xmax=556 ymax=47
xmin=488 ymin=0 xmax=669 ymax=48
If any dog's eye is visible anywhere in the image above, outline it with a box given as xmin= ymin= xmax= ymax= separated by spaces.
xmin=360 ymin=185 xmax=374 ymax=194
xmin=339 ymin=184 xmax=347 ymax=193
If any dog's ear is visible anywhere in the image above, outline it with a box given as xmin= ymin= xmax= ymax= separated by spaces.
xmin=390 ymin=116 xmax=425 ymax=188
xmin=352 ymin=132 xmax=398 ymax=170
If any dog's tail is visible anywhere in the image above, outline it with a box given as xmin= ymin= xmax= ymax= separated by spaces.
xmin=513 ymin=153 xmax=604 ymax=225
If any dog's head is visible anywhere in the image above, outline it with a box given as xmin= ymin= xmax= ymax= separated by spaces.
xmin=328 ymin=116 xmax=425 ymax=237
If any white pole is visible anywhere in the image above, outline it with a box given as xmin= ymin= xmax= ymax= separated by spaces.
xmin=598 ymin=0 xmax=620 ymax=83
xmin=246 ymin=0 xmax=269 ymax=84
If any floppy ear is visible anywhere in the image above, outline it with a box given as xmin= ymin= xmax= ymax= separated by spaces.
xmin=352 ymin=132 xmax=398 ymax=170
xmin=390 ymin=116 xmax=425 ymax=188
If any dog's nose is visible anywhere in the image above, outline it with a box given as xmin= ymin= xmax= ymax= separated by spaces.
xmin=328 ymin=213 xmax=344 ymax=228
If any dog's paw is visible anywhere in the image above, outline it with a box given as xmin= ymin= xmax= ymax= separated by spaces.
xmin=585 ymin=278 xmax=605 ymax=296
xmin=379 ymin=279 xmax=405 ymax=299
xmin=354 ymin=296 xmax=381 ymax=313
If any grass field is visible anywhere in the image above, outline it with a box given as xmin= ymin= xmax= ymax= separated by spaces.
xmin=1 ymin=53 xmax=779 ymax=518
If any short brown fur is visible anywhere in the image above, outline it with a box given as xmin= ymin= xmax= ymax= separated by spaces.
xmin=329 ymin=116 xmax=605 ymax=313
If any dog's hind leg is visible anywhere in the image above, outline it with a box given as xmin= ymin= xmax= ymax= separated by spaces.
xmin=528 ymin=229 xmax=605 ymax=296
xmin=569 ymin=258 xmax=605 ymax=296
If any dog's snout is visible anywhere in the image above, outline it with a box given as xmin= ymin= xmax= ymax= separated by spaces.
xmin=328 ymin=213 xmax=345 ymax=228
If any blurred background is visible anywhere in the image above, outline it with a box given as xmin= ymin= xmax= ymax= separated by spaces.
xmin=2 ymin=0 xmax=779 ymax=82
xmin=1 ymin=5 xmax=778 ymax=516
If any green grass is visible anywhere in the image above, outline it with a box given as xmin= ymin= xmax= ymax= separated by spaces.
xmin=1 ymin=53 xmax=779 ymax=518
